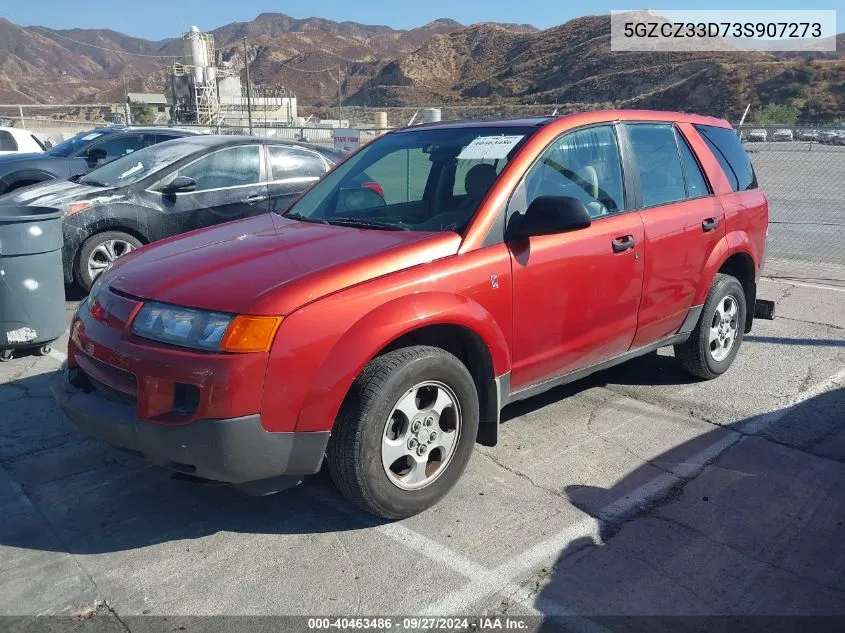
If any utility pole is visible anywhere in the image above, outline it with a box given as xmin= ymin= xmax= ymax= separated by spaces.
xmin=337 ymin=67 xmax=342 ymax=124
xmin=243 ymin=37 xmax=253 ymax=135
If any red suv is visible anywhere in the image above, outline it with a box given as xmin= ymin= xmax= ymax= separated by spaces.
xmin=53 ymin=111 xmax=768 ymax=518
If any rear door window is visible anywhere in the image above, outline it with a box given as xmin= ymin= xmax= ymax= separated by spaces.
xmin=626 ymin=123 xmax=686 ymax=208
xmin=268 ymin=146 xmax=327 ymax=181
xmin=0 ymin=130 xmax=18 ymax=151
xmin=693 ymin=124 xmax=757 ymax=191
xmin=89 ymin=134 xmax=143 ymax=160
xmin=174 ymin=145 xmax=261 ymax=191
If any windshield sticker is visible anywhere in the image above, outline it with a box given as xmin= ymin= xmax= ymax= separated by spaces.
xmin=458 ymin=135 xmax=524 ymax=160
xmin=81 ymin=133 xmax=103 ymax=141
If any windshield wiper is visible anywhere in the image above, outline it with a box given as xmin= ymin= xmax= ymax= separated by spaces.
xmin=284 ymin=211 xmax=328 ymax=224
xmin=326 ymin=218 xmax=409 ymax=231
xmin=79 ymin=179 xmax=108 ymax=187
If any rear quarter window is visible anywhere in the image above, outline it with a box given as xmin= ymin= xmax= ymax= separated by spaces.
xmin=693 ymin=124 xmax=757 ymax=192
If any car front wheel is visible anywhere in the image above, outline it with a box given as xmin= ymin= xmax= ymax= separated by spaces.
xmin=76 ymin=231 xmax=142 ymax=290
xmin=327 ymin=345 xmax=479 ymax=519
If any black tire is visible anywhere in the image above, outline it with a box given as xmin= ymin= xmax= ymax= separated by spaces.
xmin=674 ymin=273 xmax=747 ymax=380
xmin=327 ymin=345 xmax=479 ymax=519
xmin=75 ymin=231 xmax=143 ymax=291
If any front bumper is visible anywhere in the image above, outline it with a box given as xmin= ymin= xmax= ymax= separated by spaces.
xmin=51 ymin=364 xmax=330 ymax=484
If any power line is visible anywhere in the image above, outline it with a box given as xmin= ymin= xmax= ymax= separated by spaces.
xmin=28 ymin=26 xmax=183 ymax=58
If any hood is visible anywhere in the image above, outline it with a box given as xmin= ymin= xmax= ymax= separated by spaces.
xmin=108 ymin=214 xmax=462 ymax=315
xmin=0 ymin=179 xmax=110 ymax=206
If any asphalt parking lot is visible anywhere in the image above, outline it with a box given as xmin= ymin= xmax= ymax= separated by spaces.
xmin=1 ymin=256 xmax=843 ymax=627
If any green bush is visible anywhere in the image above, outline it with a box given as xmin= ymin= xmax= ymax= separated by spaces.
xmin=752 ymin=103 xmax=800 ymax=125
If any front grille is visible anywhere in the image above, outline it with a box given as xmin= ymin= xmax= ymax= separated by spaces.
xmin=84 ymin=370 xmax=137 ymax=405
xmin=74 ymin=353 xmax=137 ymax=404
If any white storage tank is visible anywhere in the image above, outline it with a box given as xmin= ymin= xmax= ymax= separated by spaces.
xmin=184 ymin=26 xmax=208 ymax=84
xmin=421 ymin=108 xmax=441 ymax=123
xmin=374 ymin=111 xmax=388 ymax=129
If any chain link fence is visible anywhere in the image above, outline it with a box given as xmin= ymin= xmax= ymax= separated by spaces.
xmin=3 ymin=105 xmax=843 ymax=279
xmin=738 ymin=124 xmax=845 ymax=280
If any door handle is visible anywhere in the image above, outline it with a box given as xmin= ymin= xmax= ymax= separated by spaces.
xmin=702 ymin=217 xmax=719 ymax=232
xmin=612 ymin=235 xmax=635 ymax=253
xmin=242 ymin=194 xmax=268 ymax=204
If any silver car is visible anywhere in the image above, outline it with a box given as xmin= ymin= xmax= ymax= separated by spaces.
xmin=746 ymin=129 xmax=768 ymax=142
xmin=818 ymin=130 xmax=838 ymax=144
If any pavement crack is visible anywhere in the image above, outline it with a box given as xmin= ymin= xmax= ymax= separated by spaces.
xmin=773 ymin=284 xmax=793 ymax=306
xmin=776 ymin=315 xmax=844 ymax=331
xmin=476 ymin=450 xmax=562 ymax=498
xmin=99 ymin=600 xmax=131 ymax=632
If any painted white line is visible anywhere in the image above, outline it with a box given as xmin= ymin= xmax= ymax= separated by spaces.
xmin=420 ymin=368 xmax=845 ymax=617
xmin=763 ymin=277 xmax=845 ymax=294
xmin=309 ymin=487 xmax=487 ymax=578
xmin=378 ymin=521 xmax=489 ymax=578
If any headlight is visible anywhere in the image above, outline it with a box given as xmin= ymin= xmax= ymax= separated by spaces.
xmin=131 ymin=301 xmax=282 ymax=353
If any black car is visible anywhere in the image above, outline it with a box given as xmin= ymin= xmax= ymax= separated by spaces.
xmin=1 ymin=135 xmax=344 ymax=289
xmin=0 ymin=126 xmax=201 ymax=195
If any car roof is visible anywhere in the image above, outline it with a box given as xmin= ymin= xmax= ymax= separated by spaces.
xmin=160 ymin=134 xmax=338 ymax=152
xmin=399 ymin=110 xmax=732 ymax=132
xmin=84 ymin=126 xmax=203 ymax=136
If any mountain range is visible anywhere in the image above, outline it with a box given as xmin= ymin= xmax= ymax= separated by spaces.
xmin=0 ymin=12 xmax=842 ymax=121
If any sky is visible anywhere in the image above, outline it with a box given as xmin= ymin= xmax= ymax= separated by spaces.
xmin=1 ymin=0 xmax=842 ymax=40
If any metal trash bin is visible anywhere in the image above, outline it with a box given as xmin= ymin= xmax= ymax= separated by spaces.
xmin=0 ymin=205 xmax=66 ymax=362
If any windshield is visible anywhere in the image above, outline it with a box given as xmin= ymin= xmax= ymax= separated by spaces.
xmin=47 ymin=130 xmax=108 ymax=157
xmin=284 ymin=126 xmax=535 ymax=233
xmin=79 ymin=140 xmax=199 ymax=188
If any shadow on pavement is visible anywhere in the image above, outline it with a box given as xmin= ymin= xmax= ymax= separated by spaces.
xmin=745 ymin=335 xmax=845 ymax=348
xmin=0 ymin=372 xmax=386 ymax=558
xmin=2 ymin=366 xmax=844 ymax=624
xmin=502 ymin=352 xmax=697 ymax=425
xmin=533 ymin=386 xmax=845 ymax=626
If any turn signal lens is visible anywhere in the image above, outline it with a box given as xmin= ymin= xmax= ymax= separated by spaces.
xmin=220 ymin=315 xmax=283 ymax=353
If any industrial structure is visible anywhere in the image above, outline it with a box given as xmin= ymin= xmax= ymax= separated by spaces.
xmin=169 ymin=26 xmax=298 ymax=127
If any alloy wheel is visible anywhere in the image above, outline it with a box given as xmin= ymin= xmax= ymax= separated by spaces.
xmin=381 ymin=381 xmax=462 ymax=490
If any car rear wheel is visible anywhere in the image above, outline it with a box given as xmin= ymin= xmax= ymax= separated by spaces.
xmin=76 ymin=231 xmax=142 ymax=291
xmin=674 ymin=273 xmax=746 ymax=380
xmin=327 ymin=345 xmax=479 ymax=519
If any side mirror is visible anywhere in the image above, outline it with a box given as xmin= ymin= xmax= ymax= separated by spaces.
xmin=161 ymin=176 xmax=196 ymax=194
xmin=508 ymin=196 xmax=592 ymax=239
xmin=86 ymin=147 xmax=107 ymax=163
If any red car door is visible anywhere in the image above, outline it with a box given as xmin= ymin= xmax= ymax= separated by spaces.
xmin=623 ymin=123 xmax=726 ymax=348
xmin=508 ymin=124 xmax=645 ymax=390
